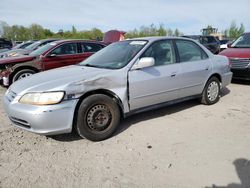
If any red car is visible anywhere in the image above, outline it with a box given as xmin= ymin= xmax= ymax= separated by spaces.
xmin=0 ymin=40 xmax=106 ymax=86
xmin=219 ymin=32 xmax=250 ymax=80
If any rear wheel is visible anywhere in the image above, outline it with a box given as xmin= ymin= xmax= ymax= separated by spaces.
xmin=76 ymin=94 xmax=121 ymax=141
xmin=201 ymin=77 xmax=220 ymax=105
xmin=12 ymin=69 xmax=36 ymax=83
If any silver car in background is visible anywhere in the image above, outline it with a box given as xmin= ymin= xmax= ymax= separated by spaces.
xmin=4 ymin=37 xmax=232 ymax=141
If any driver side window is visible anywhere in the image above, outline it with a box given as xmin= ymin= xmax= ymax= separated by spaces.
xmin=141 ymin=40 xmax=176 ymax=66
xmin=49 ymin=43 xmax=78 ymax=55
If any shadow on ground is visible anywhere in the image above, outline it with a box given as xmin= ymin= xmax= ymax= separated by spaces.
xmin=206 ymin=158 xmax=250 ymax=188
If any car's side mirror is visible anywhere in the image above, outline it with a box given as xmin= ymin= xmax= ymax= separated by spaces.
xmin=227 ymin=43 xmax=232 ymax=48
xmin=131 ymin=57 xmax=155 ymax=70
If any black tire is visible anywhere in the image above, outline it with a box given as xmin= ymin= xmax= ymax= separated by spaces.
xmin=200 ymin=77 xmax=220 ymax=105
xmin=12 ymin=69 xmax=36 ymax=83
xmin=76 ymin=94 xmax=121 ymax=141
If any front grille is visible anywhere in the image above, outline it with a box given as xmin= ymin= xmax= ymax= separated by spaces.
xmin=230 ymin=58 xmax=250 ymax=69
xmin=9 ymin=116 xmax=31 ymax=129
xmin=5 ymin=89 xmax=17 ymax=102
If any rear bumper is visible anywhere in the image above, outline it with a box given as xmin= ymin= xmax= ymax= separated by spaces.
xmin=231 ymin=68 xmax=250 ymax=80
xmin=221 ymin=71 xmax=233 ymax=88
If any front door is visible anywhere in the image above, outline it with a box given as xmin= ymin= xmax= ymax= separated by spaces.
xmin=42 ymin=42 xmax=89 ymax=70
xmin=128 ymin=40 xmax=181 ymax=110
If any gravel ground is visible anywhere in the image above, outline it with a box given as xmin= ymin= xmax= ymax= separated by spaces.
xmin=0 ymin=82 xmax=250 ymax=188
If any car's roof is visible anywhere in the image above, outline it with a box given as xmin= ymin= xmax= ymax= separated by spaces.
xmin=127 ymin=36 xmax=195 ymax=42
xmin=49 ymin=39 xmax=106 ymax=45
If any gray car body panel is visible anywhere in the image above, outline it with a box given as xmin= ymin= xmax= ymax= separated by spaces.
xmin=4 ymin=37 xmax=232 ymax=135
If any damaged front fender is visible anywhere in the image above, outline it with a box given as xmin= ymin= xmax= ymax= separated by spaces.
xmin=64 ymin=70 xmax=130 ymax=113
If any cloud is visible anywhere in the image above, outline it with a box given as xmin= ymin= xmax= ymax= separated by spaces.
xmin=0 ymin=0 xmax=249 ymax=34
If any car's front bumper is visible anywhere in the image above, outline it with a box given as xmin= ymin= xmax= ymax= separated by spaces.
xmin=231 ymin=68 xmax=250 ymax=80
xmin=3 ymin=93 xmax=79 ymax=135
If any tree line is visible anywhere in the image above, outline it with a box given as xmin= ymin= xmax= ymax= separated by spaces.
xmin=0 ymin=20 xmax=245 ymax=41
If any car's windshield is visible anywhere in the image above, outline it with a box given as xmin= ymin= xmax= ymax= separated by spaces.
xmin=80 ymin=40 xmax=147 ymax=69
xmin=232 ymin=34 xmax=250 ymax=48
xmin=29 ymin=42 xmax=57 ymax=56
xmin=25 ymin=41 xmax=41 ymax=50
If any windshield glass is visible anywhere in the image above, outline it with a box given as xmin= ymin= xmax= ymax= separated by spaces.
xmin=232 ymin=33 xmax=250 ymax=48
xmin=25 ymin=41 xmax=41 ymax=50
xmin=29 ymin=42 xmax=57 ymax=56
xmin=80 ymin=40 xmax=147 ymax=69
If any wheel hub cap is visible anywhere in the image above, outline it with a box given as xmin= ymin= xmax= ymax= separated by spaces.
xmin=87 ymin=105 xmax=111 ymax=131
xmin=18 ymin=73 xmax=33 ymax=80
xmin=207 ymin=81 xmax=219 ymax=102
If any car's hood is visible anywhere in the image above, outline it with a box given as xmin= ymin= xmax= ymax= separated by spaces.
xmin=0 ymin=49 xmax=30 ymax=58
xmin=219 ymin=48 xmax=250 ymax=59
xmin=0 ymin=55 xmax=36 ymax=65
xmin=9 ymin=65 xmax=118 ymax=96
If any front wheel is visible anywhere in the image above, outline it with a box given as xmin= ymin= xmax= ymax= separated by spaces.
xmin=76 ymin=94 xmax=121 ymax=141
xmin=200 ymin=77 xmax=220 ymax=105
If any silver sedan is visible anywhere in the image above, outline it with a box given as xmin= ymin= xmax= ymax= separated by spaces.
xmin=4 ymin=37 xmax=232 ymax=141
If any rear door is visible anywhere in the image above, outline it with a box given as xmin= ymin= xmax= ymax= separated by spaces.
xmin=79 ymin=42 xmax=105 ymax=62
xmin=128 ymin=39 xmax=181 ymax=110
xmin=174 ymin=39 xmax=211 ymax=98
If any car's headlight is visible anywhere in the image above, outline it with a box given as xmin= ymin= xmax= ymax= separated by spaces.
xmin=19 ymin=91 xmax=65 ymax=105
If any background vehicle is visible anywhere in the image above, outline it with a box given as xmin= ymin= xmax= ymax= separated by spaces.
xmin=12 ymin=40 xmax=37 ymax=50
xmin=0 ymin=38 xmax=12 ymax=50
xmin=0 ymin=39 xmax=59 ymax=58
xmin=0 ymin=39 xmax=106 ymax=86
xmin=103 ymin=30 xmax=126 ymax=44
xmin=219 ymin=39 xmax=230 ymax=51
xmin=219 ymin=32 xmax=250 ymax=80
xmin=183 ymin=35 xmax=220 ymax=54
xmin=4 ymin=37 xmax=232 ymax=141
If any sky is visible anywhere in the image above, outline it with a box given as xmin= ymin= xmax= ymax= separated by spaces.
xmin=0 ymin=0 xmax=250 ymax=35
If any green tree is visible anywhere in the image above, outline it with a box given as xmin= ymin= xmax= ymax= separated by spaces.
xmin=72 ymin=26 xmax=77 ymax=35
xmin=29 ymin=24 xmax=45 ymax=39
xmin=238 ymin=23 xmax=245 ymax=35
xmin=44 ymin=29 xmax=54 ymax=38
xmin=228 ymin=21 xmax=245 ymax=39
xmin=174 ymin=28 xmax=180 ymax=36
xmin=158 ymin=24 xmax=166 ymax=36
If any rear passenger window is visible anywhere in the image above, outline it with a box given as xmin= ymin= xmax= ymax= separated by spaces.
xmin=176 ymin=40 xmax=208 ymax=62
xmin=81 ymin=43 xmax=103 ymax=52
xmin=141 ymin=40 xmax=176 ymax=66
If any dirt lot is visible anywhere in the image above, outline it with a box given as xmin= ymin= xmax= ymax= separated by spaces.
xmin=0 ymin=82 xmax=250 ymax=188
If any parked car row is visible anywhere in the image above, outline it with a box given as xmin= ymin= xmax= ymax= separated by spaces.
xmin=0 ymin=39 xmax=106 ymax=86
xmin=0 ymin=39 xmax=59 ymax=58
xmin=3 ymin=36 xmax=232 ymax=141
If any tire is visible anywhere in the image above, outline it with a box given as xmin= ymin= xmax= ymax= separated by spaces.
xmin=201 ymin=77 xmax=220 ymax=105
xmin=76 ymin=94 xmax=121 ymax=141
xmin=12 ymin=69 xmax=36 ymax=83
